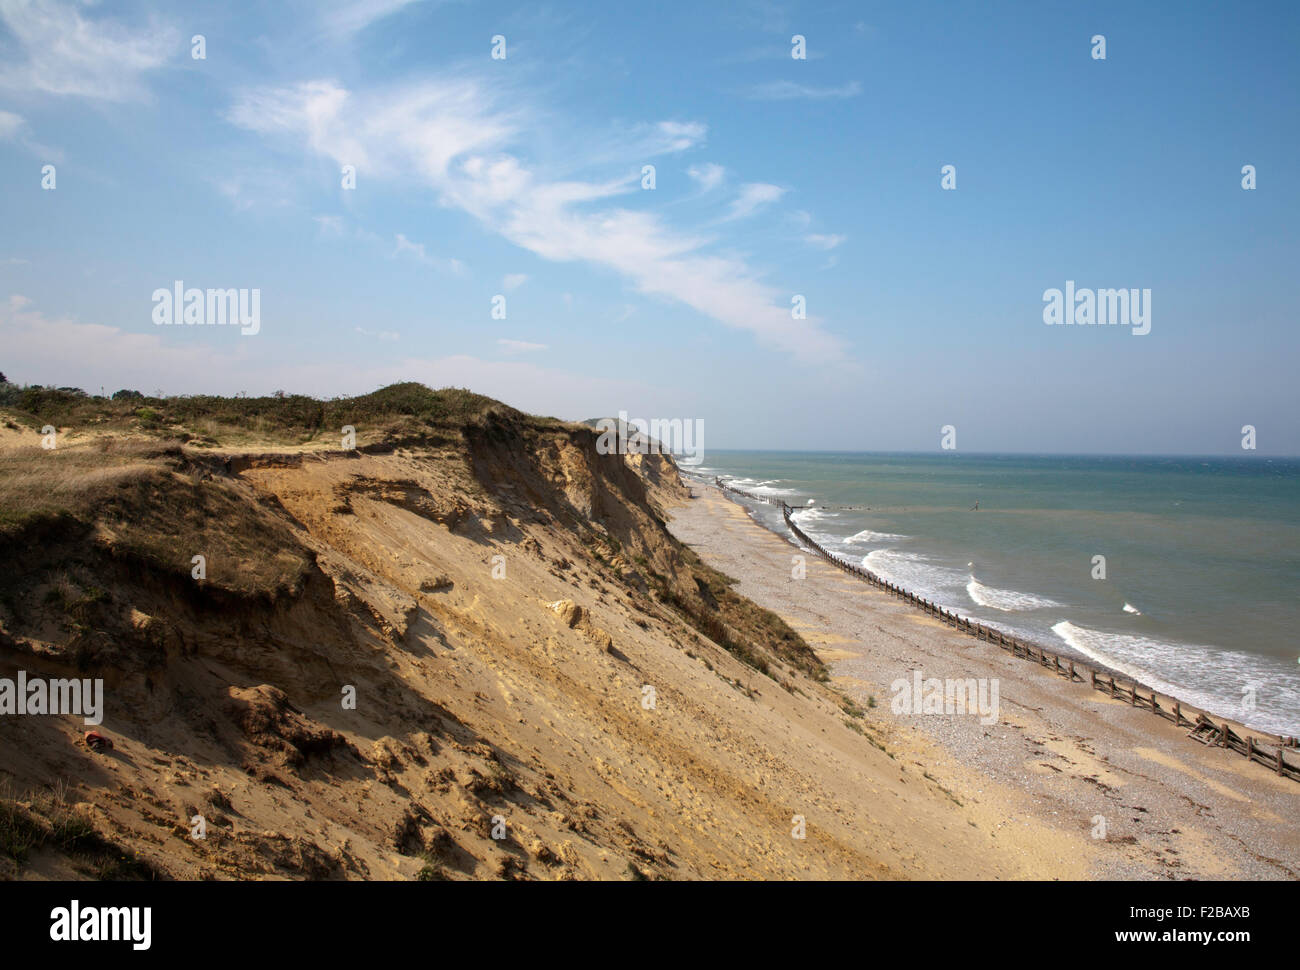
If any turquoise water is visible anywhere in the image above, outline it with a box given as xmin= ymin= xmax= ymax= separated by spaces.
xmin=687 ymin=452 xmax=1300 ymax=737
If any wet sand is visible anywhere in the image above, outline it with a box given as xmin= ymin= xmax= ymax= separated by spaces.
xmin=668 ymin=483 xmax=1300 ymax=880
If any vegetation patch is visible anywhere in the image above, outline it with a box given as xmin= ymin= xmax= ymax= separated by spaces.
xmin=0 ymin=783 xmax=159 ymax=880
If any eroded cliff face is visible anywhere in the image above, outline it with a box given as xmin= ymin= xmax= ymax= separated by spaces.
xmin=0 ymin=413 xmax=943 ymax=881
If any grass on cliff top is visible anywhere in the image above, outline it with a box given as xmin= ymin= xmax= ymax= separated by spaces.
xmin=0 ymin=438 xmax=312 ymax=595
xmin=0 ymin=381 xmax=565 ymax=448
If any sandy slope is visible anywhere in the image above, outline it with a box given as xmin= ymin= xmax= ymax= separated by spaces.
xmin=668 ymin=484 xmax=1300 ymax=880
xmin=0 ymin=420 xmax=1110 ymax=880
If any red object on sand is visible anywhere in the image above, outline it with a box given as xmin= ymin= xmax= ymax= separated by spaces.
xmin=84 ymin=731 xmax=113 ymax=752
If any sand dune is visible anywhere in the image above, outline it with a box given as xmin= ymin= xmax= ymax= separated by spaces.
xmin=0 ymin=398 xmax=1076 ymax=880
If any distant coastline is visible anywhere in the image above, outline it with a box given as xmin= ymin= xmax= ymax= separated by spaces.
xmin=679 ymin=453 xmax=1300 ymax=740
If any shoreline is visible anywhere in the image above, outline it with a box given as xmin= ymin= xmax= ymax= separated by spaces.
xmin=718 ymin=475 xmax=1300 ymax=781
xmin=693 ymin=469 xmax=1300 ymax=750
xmin=667 ymin=479 xmax=1300 ymax=880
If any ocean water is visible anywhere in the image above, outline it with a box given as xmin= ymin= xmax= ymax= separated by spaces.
xmin=686 ymin=452 xmax=1300 ymax=737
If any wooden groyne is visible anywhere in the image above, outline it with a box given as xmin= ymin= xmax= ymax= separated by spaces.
xmin=714 ymin=477 xmax=786 ymax=506
xmin=713 ymin=476 xmax=1300 ymax=784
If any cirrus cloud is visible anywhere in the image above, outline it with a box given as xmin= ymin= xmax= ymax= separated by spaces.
xmin=226 ymin=75 xmax=848 ymax=364
xmin=0 ymin=0 xmax=177 ymax=102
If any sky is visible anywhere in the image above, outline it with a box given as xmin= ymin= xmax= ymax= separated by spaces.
xmin=0 ymin=0 xmax=1297 ymax=455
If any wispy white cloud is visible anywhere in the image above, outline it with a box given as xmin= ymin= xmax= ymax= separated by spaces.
xmin=804 ymin=233 xmax=844 ymax=250
xmin=317 ymin=0 xmax=429 ymax=38
xmin=391 ymin=232 xmax=463 ymax=274
xmin=212 ymin=170 xmax=293 ymax=211
xmin=687 ymin=163 xmax=725 ymax=192
xmin=227 ymin=79 xmax=516 ymax=184
xmin=653 ymin=120 xmax=706 ymax=152
xmin=392 ymin=232 xmax=429 ymax=261
xmin=355 ymin=326 xmax=400 ymax=341
xmin=227 ymin=76 xmax=846 ymax=364
xmin=745 ymin=80 xmax=862 ymax=101
xmin=502 ymin=273 xmax=527 ymax=291
xmin=496 ymin=338 xmax=546 ymax=353
xmin=314 ymin=214 xmax=345 ymax=237
xmin=0 ymin=0 xmax=177 ymax=101
xmin=723 ymin=182 xmax=785 ymax=221
xmin=0 ymin=108 xmax=61 ymax=160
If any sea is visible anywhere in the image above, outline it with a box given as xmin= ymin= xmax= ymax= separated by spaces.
xmin=683 ymin=452 xmax=1300 ymax=738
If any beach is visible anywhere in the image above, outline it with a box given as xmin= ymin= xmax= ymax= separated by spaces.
xmin=687 ymin=452 xmax=1300 ymax=740
xmin=668 ymin=481 xmax=1300 ymax=879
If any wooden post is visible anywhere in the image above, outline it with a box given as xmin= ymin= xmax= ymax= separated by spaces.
xmin=1151 ymin=692 xmax=1158 ymax=714
xmin=1173 ymin=702 xmax=1181 ymax=726
xmin=1109 ymin=676 xmax=1116 ymax=697
xmin=1221 ymin=724 xmax=1229 ymax=749
xmin=1130 ymin=685 xmax=1137 ymax=707
xmin=1069 ymin=661 xmax=1076 ymax=681
xmin=1246 ymin=736 xmax=1253 ymax=762
xmin=1090 ymin=670 xmax=1097 ymax=688
xmin=1280 ymin=748 xmax=1286 ymax=776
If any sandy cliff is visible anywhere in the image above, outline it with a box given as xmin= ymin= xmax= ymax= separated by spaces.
xmin=0 ymin=386 xmax=1076 ymax=879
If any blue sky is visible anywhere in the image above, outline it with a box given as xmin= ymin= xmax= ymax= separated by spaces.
xmin=1 ymin=0 xmax=1297 ymax=454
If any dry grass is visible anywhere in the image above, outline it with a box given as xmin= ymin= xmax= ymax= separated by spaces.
xmin=0 ymin=438 xmax=312 ymax=597
xmin=0 ymin=438 xmax=168 ymax=533
xmin=0 ymin=382 xmax=565 ymax=450
xmin=0 ymin=780 xmax=160 ymax=880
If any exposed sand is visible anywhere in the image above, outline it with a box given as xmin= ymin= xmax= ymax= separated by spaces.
xmin=4 ymin=419 xmax=1295 ymax=880
xmin=668 ymin=483 xmax=1300 ymax=880
xmin=2 ymin=431 xmax=1114 ymax=880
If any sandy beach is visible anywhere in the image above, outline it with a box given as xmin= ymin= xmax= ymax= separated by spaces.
xmin=668 ymin=482 xmax=1300 ymax=880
